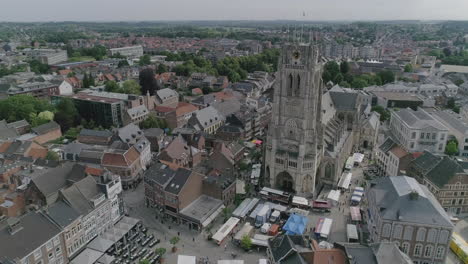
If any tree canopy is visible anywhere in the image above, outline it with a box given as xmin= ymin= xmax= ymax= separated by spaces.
xmin=445 ymin=140 xmax=458 ymax=156
xmin=0 ymin=95 xmax=54 ymax=123
xmin=54 ymin=97 xmax=80 ymax=132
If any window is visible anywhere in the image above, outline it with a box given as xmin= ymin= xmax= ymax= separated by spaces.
xmin=48 ymin=252 xmax=54 ymax=261
xmin=414 ymin=244 xmax=423 ymax=256
xmin=426 ymin=133 xmax=430 ymax=139
xmin=393 ymin=225 xmax=403 ymax=239
xmin=401 ymin=242 xmax=410 ymax=254
xmin=420 ymin=133 xmax=425 ymax=139
xmin=410 ymin=142 xmax=415 ymax=149
xmin=436 ymin=246 xmax=445 ymax=259
xmin=46 ymin=241 xmax=53 ymax=251
xmin=439 ymin=230 xmax=450 ymax=243
xmin=411 ymin=132 xmax=416 ymax=139
xmin=416 ymin=228 xmax=426 ymax=242
xmin=432 ymin=133 xmax=436 ymax=140
xmin=382 ymin=223 xmax=391 ymax=237
xmin=424 ymin=245 xmax=433 ymax=258
xmin=439 ymin=143 xmax=443 ymax=151
xmin=403 ymin=226 xmax=414 ymax=240
xmin=427 ymin=229 xmax=437 ymax=243
xmin=441 ymin=134 xmax=445 ymax=140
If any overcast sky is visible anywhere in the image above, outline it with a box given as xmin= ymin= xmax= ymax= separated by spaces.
xmin=1 ymin=0 xmax=468 ymax=22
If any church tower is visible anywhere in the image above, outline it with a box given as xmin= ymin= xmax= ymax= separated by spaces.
xmin=264 ymin=43 xmax=324 ymax=196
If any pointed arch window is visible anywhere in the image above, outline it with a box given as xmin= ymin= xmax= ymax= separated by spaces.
xmin=287 ymin=74 xmax=293 ymax=96
xmin=295 ymin=74 xmax=301 ymax=96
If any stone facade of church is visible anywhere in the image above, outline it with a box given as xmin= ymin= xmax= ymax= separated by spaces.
xmin=265 ymin=44 xmax=378 ymax=196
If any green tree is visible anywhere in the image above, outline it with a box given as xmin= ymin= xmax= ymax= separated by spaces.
xmin=54 ymin=98 xmax=79 ymax=132
xmin=0 ymin=95 xmax=53 ymax=123
xmin=447 ymin=98 xmax=456 ymax=109
xmin=105 ymin=81 xmax=120 ymax=93
xmin=155 ymin=248 xmax=166 ymax=258
xmin=140 ymin=115 xmax=166 ymax=129
xmin=46 ymin=151 xmax=60 ymax=161
xmin=340 ymin=61 xmax=350 ymax=74
xmin=222 ymin=207 xmax=232 ymax=222
xmin=377 ymin=70 xmax=395 ymax=84
xmin=454 ymin=79 xmax=464 ymax=86
xmin=121 ymin=80 xmax=141 ymax=95
xmin=240 ymin=235 xmax=252 ymax=251
xmin=322 ymin=61 xmax=340 ymax=83
xmin=404 ymin=64 xmax=413 ymax=73
xmin=156 ymin=64 xmax=168 ymax=74
xmin=334 ymin=73 xmax=344 ymax=84
xmin=29 ymin=59 xmax=50 ymax=74
xmin=445 ymin=140 xmax=458 ymax=156
xmin=351 ymin=78 xmax=368 ymax=89
xmin=118 ymin=60 xmax=129 ymax=68
xmin=371 ymin=105 xmax=390 ymax=122
xmin=64 ymin=126 xmax=81 ymax=140
xmin=139 ymin=55 xmax=151 ymax=66
xmin=339 ymin=81 xmax=351 ymax=88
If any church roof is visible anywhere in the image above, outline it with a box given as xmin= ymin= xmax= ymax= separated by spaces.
xmin=329 ymin=91 xmax=358 ymax=111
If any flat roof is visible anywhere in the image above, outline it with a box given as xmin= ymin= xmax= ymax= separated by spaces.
xmin=372 ymin=91 xmax=422 ymax=101
xmin=179 ymin=195 xmax=224 ymax=224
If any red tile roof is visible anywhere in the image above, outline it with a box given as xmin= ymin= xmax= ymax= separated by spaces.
xmin=155 ymin=105 xmax=175 ymax=113
xmin=85 ymin=167 xmax=104 ymax=176
xmin=175 ymin=102 xmax=198 ymax=117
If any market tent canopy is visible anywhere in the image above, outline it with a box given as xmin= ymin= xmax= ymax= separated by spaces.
xmin=283 ymin=213 xmax=308 ymax=235
xmin=350 ymin=206 xmax=362 ymax=221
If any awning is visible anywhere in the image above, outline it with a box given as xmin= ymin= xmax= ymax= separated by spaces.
xmin=350 ymin=207 xmax=362 ymax=221
xmin=202 ymin=204 xmax=225 ymax=227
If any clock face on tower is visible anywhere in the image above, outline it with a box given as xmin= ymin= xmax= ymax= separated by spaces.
xmin=293 ymin=51 xmax=300 ymax=59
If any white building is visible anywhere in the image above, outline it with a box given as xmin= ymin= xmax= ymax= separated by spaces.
xmin=390 ymin=107 xmax=449 ymax=154
xmin=109 ymin=46 xmax=143 ymax=58
xmin=30 ymin=49 xmax=68 ymax=65
xmin=429 ymin=109 xmax=468 ymax=157
xmin=375 ymin=138 xmax=412 ymax=177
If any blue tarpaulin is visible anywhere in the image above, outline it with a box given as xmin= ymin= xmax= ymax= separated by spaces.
xmin=283 ymin=213 xmax=308 ymax=235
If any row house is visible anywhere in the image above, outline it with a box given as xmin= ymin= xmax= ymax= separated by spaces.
xmin=375 ymin=138 xmax=414 ymax=177
xmin=407 ymin=151 xmax=468 ymax=215
xmin=158 ymin=136 xmax=202 ymax=168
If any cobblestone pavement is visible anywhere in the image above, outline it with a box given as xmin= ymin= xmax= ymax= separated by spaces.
xmin=122 ymin=184 xmax=265 ymax=264
xmin=305 ymin=164 xmax=366 ymax=243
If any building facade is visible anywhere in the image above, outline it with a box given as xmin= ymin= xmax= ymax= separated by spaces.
xmin=366 ymin=176 xmax=453 ymax=264
xmin=389 ymin=108 xmax=449 ymax=154
xmin=264 ymin=43 xmax=324 ymax=195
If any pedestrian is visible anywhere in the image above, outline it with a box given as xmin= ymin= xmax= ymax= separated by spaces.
xmin=224 ymin=244 xmax=227 ymax=251
xmin=193 ymin=237 xmax=195 ymax=242
xmin=178 ymin=231 xmax=180 ymax=236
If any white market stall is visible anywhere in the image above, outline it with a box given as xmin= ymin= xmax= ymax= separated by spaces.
xmin=212 ymin=217 xmax=240 ymax=245
xmin=327 ymin=190 xmax=341 ymax=206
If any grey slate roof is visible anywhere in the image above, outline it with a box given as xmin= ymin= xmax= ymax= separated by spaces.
xmin=6 ymin=119 xmax=29 ymax=129
xmin=378 ymin=137 xmax=396 ymax=153
xmin=411 ymin=151 xmax=464 ymax=188
xmin=371 ymin=242 xmax=413 ymax=264
xmin=0 ymin=211 xmax=61 ymax=260
xmin=145 ymin=163 xmax=176 ymax=186
xmin=61 ymin=176 xmax=101 ymax=215
xmin=329 ymin=91 xmax=358 ymax=111
xmin=144 ymin=128 xmax=164 ymax=138
xmin=31 ymin=163 xmax=86 ymax=197
xmin=164 ymin=168 xmax=192 ymax=195
xmin=368 ymin=176 xmax=453 ymax=227
xmin=46 ymin=200 xmax=81 ymax=228
xmin=118 ymin=123 xmax=143 ymax=144
xmin=31 ymin=121 xmax=60 ymax=135
xmin=394 ymin=108 xmax=447 ymax=130
xmin=79 ymin=129 xmax=113 ymax=138
xmin=191 ymin=106 xmax=224 ymax=130
xmin=267 ymin=235 xmax=310 ymax=264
